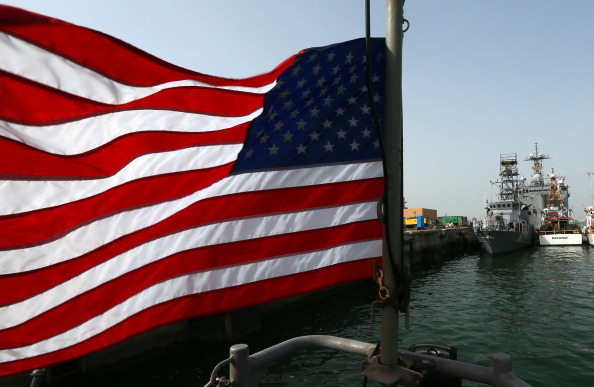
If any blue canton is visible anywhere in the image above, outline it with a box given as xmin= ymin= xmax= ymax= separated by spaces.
xmin=232 ymin=38 xmax=385 ymax=173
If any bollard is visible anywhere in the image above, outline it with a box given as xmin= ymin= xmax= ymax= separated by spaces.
xmin=29 ymin=369 xmax=46 ymax=387
xmin=229 ymin=344 xmax=250 ymax=387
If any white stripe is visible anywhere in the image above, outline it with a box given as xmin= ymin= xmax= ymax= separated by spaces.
xmin=0 ymin=32 xmax=275 ymax=104
xmin=0 ymin=239 xmax=381 ymax=363
xmin=0 ymin=109 xmax=261 ymax=155
xmin=0 ymin=162 xmax=382 ymax=274
xmin=0 ymin=202 xmax=377 ymax=329
xmin=0 ymin=144 xmax=243 ymax=215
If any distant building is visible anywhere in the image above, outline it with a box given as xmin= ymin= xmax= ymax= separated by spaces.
xmin=437 ymin=216 xmax=468 ymax=227
xmin=403 ymin=208 xmax=437 ymax=229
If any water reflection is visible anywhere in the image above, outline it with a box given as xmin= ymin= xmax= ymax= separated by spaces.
xmin=76 ymin=247 xmax=594 ymax=386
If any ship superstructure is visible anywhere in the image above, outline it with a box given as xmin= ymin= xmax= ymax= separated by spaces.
xmin=517 ymin=143 xmax=570 ymax=228
xmin=538 ymin=168 xmax=582 ymax=245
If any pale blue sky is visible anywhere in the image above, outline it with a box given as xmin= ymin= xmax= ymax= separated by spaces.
xmin=4 ymin=0 xmax=594 ymax=220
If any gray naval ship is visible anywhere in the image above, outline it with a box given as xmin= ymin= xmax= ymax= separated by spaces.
xmin=477 ymin=144 xmax=569 ymax=254
xmin=477 ymin=153 xmax=537 ymax=254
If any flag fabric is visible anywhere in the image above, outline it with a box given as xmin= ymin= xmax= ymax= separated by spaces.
xmin=0 ymin=5 xmax=386 ymax=377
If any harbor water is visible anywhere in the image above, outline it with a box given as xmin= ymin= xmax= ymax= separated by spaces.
xmin=74 ymin=246 xmax=594 ymax=386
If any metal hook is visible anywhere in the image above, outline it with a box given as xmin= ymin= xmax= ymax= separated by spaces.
xmin=403 ymin=18 xmax=410 ymax=33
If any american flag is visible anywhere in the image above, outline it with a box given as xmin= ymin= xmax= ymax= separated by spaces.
xmin=0 ymin=5 xmax=385 ymax=376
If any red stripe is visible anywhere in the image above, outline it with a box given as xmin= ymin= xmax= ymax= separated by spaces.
xmin=0 ymin=258 xmax=380 ymax=377
xmin=0 ymin=5 xmax=296 ymax=88
xmin=0 ymin=72 xmax=266 ymax=124
xmin=0 ymin=178 xmax=384 ymax=304
xmin=0 ymin=124 xmax=248 ymax=178
xmin=0 ymin=222 xmax=382 ymax=347
xmin=0 ymin=164 xmax=233 ymax=249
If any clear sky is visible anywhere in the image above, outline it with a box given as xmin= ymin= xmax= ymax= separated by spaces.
xmin=3 ymin=0 xmax=594 ymax=220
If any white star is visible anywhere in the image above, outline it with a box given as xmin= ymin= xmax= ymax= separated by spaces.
xmin=336 ymin=128 xmax=347 ymax=139
xmin=361 ymin=104 xmax=371 ymax=115
xmin=362 ymin=127 xmax=372 ymax=137
xmin=296 ymin=119 xmax=307 ymax=130
xmin=245 ymin=148 xmax=255 ymax=159
xmin=297 ymin=78 xmax=307 ymax=88
xmin=310 ymin=106 xmax=320 ymax=117
xmin=283 ymin=100 xmax=294 ymax=110
xmin=274 ymin=121 xmax=284 ymax=131
xmin=333 ymin=76 xmax=342 ymax=85
xmin=348 ymin=117 xmax=358 ymax=127
xmin=350 ymin=73 xmax=358 ymax=83
xmin=301 ymin=89 xmax=311 ymax=99
xmin=312 ymin=64 xmax=322 ymax=75
xmin=331 ymin=65 xmax=341 ymax=75
xmin=290 ymin=109 xmax=300 ymax=119
xmin=372 ymin=74 xmax=380 ymax=83
xmin=374 ymin=139 xmax=380 ymax=148
xmin=345 ymin=52 xmax=354 ymax=64
xmin=323 ymin=96 xmax=333 ymax=106
xmin=291 ymin=65 xmax=301 ymax=76
xmin=322 ymin=119 xmax=332 ymax=129
xmin=283 ymin=131 xmax=293 ymax=142
xmin=337 ymin=85 xmax=346 ymax=95
xmin=323 ymin=141 xmax=334 ymax=152
xmin=296 ymin=143 xmax=307 ymax=154
xmin=268 ymin=144 xmax=279 ymax=155
xmin=279 ymin=90 xmax=290 ymax=99
xmin=335 ymin=107 xmax=345 ymax=116
xmin=307 ymin=52 xmax=318 ymax=62
xmin=260 ymin=134 xmax=270 ymax=143
xmin=350 ymin=140 xmax=360 ymax=151
xmin=327 ymin=51 xmax=336 ymax=62
xmin=310 ymin=131 xmax=321 ymax=141
xmin=348 ymin=96 xmax=357 ymax=104
xmin=316 ymin=77 xmax=326 ymax=87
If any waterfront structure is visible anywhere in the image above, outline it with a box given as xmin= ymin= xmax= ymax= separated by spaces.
xmin=437 ymin=215 xmax=468 ymax=227
xmin=403 ymin=208 xmax=437 ymax=229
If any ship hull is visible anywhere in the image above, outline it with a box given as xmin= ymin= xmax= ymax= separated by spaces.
xmin=538 ymin=233 xmax=583 ymax=246
xmin=587 ymin=233 xmax=594 ymax=246
xmin=477 ymin=230 xmax=533 ymax=254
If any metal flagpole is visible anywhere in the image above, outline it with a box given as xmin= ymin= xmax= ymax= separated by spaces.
xmin=380 ymin=0 xmax=405 ymax=368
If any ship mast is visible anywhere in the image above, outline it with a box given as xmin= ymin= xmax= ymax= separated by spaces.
xmin=524 ymin=142 xmax=549 ymax=180
xmin=498 ymin=153 xmax=519 ymax=201
xmin=545 ymin=168 xmax=564 ymax=211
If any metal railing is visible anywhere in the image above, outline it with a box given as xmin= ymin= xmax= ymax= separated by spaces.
xmin=205 ymin=335 xmax=531 ymax=387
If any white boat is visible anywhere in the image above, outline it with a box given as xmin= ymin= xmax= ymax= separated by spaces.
xmin=537 ymin=169 xmax=582 ymax=246
xmin=585 ymin=205 xmax=594 ymax=246
xmin=477 ymin=153 xmax=536 ymax=254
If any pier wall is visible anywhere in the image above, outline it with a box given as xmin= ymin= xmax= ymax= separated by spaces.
xmin=405 ymin=227 xmax=479 ymax=263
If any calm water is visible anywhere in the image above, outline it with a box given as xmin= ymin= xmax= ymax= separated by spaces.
xmin=82 ymin=246 xmax=594 ymax=386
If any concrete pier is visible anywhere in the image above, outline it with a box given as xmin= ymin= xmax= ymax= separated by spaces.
xmin=404 ymin=227 xmax=480 ymax=263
